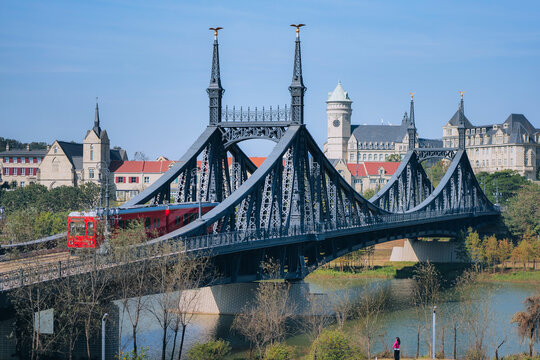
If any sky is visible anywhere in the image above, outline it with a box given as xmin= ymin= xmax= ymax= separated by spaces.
xmin=1 ymin=0 xmax=539 ymax=160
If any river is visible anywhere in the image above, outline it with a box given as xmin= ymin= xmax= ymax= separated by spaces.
xmin=116 ymin=277 xmax=539 ymax=359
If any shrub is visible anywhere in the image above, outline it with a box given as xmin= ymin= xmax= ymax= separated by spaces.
xmin=264 ymin=343 xmax=295 ymax=360
xmin=310 ymin=330 xmax=357 ymax=360
xmin=186 ymin=339 xmax=231 ymax=360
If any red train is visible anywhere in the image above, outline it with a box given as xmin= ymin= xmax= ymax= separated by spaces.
xmin=67 ymin=202 xmax=217 ymax=248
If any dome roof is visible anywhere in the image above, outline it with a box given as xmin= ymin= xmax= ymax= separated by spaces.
xmin=327 ymin=81 xmax=352 ymax=102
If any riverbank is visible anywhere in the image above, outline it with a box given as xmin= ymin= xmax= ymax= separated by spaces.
xmin=307 ymin=262 xmax=540 ymax=283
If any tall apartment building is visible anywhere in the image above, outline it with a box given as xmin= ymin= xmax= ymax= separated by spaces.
xmin=442 ymin=96 xmax=540 ymax=180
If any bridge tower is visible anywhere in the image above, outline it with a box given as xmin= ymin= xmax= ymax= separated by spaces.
xmin=289 ymin=24 xmax=306 ymax=124
xmin=208 ymin=27 xmax=224 ymax=125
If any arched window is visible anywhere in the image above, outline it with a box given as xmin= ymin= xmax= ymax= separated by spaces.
xmin=368 ymin=154 xmax=372 ymax=161
xmin=52 ymin=157 xmax=59 ymax=173
xmin=90 ymin=144 xmax=94 ymax=161
xmin=54 ymin=146 xmax=58 ymax=154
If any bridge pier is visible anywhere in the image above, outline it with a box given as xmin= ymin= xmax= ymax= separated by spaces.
xmin=389 ymin=239 xmax=464 ymax=262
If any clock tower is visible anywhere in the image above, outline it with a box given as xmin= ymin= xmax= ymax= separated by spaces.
xmin=325 ymin=81 xmax=352 ymax=160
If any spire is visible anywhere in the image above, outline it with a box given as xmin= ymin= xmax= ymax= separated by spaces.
xmin=207 ymin=27 xmax=224 ymax=124
xmin=93 ymin=97 xmax=101 ymax=136
xmin=457 ymin=91 xmax=466 ymax=150
xmin=407 ymin=93 xmax=416 ymax=149
xmin=289 ymin=24 xmax=306 ymax=124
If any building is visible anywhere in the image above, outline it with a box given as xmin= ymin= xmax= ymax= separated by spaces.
xmin=38 ymin=103 xmax=127 ymax=189
xmin=324 ymin=82 xmax=441 ymax=164
xmin=0 ymin=145 xmax=46 ymax=187
xmin=110 ymin=160 xmax=175 ymax=201
xmin=442 ymin=95 xmax=540 ymax=180
xmin=323 ymin=81 xmax=440 ymax=193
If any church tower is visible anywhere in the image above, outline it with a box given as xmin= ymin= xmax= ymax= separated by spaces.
xmin=83 ymin=100 xmax=110 ymax=184
xmin=325 ymin=81 xmax=352 ymax=160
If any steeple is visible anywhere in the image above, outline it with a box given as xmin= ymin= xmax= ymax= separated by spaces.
xmin=457 ymin=91 xmax=466 ymax=150
xmin=207 ymin=27 xmax=224 ymax=125
xmin=407 ymin=93 xmax=416 ymax=149
xmin=289 ymin=24 xmax=306 ymax=124
xmin=93 ymin=98 xmax=101 ymax=136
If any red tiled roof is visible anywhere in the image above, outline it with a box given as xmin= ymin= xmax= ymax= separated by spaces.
xmin=347 ymin=162 xmax=400 ymax=177
xmin=110 ymin=160 xmax=175 ymax=174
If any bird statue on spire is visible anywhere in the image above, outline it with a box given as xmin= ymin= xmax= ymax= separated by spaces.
xmin=290 ymin=24 xmax=305 ymax=37
xmin=209 ymin=27 xmax=223 ymax=40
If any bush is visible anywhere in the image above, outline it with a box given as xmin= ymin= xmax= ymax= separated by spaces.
xmin=310 ymin=330 xmax=357 ymax=360
xmin=264 ymin=343 xmax=295 ymax=360
xmin=186 ymin=339 xmax=231 ymax=360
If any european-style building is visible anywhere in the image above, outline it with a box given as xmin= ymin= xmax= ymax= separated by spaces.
xmin=442 ymin=97 xmax=540 ymax=180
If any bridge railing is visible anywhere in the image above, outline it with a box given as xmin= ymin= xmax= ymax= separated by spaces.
xmin=221 ymin=105 xmax=291 ymax=122
xmin=0 ymin=207 xmax=499 ymax=292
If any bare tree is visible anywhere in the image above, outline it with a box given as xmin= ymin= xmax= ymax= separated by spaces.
xmin=512 ymin=294 xmax=540 ymax=357
xmin=232 ymin=259 xmax=294 ymax=357
xmin=353 ymin=284 xmax=389 ymax=360
xmin=302 ymin=292 xmax=333 ymax=341
xmin=412 ymin=261 xmax=440 ymax=358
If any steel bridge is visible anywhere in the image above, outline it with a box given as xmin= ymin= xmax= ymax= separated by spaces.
xmin=0 ymin=28 xmax=500 ymax=291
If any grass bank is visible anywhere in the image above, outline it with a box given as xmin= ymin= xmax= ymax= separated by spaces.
xmin=307 ymin=262 xmax=540 ymax=284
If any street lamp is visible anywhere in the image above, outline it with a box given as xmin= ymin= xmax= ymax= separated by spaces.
xmin=432 ymin=305 xmax=437 ymax=359
xmin=101 ymin=313 xmax=108 ymax=360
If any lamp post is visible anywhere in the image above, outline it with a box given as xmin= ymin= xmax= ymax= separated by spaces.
xmin=432 ymin=305 xmax=437 ymax=359
xmin=101 ymin=313 xmax=108 ymax=360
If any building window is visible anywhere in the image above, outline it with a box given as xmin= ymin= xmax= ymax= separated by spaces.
xmin=350 ymin=153 xmax=354 ymax=161
xmin=117 ymin=176 xmax=125 ymax=183
xmin=37 ymin=157 xmax=42 ymax=164
xmin=54 ymin=146 xmax=58 ymax=154
xmin=3 ymin=168 xmax=8 ymax=176
xmin=144 ymin=176 xmax=149 ymax=184
xmin=89 ymin=169 xmax=95 ymax=179
xmin=3 ymin=157 xmax=7 ymax=162
xmin=363 ymin=154 xmax=366 ymax=160
xmin=21 ymin=157 xmax=25 ymax=164
xmin=21 ymin=168 xmax=25 ymax=176
xmin=90 ymin=144 xmax=94 ymax=161
xmin=20 ymin=181 xmax=25 ymax=187
xmin=370 ymin=179 xmax=376 ymax=184
xmin=129 ymin=177 xmax=138 ymax=183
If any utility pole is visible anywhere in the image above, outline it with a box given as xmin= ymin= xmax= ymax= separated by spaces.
xmin=102 ymin=313 xmax=108 ymax=360
xmin=432 ymin=305 xmax=437 ymax=359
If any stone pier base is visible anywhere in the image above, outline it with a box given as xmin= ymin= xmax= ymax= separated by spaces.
xmin=389 ymin=239 xmax=463 ymax=262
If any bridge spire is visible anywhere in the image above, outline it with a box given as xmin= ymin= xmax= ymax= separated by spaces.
xmin=208 ymin=27 xmax=224 ymax=125
xmin=289 ymin=24 xmax=306 ymax=124
xmin=408 ymin=93 xmax=416 ymax=149
xmin=458 ymin=91 xmax=466 ymax=150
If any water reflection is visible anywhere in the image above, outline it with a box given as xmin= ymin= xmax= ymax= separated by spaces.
xmin=115 ymin=279 xmax=538 ymax=359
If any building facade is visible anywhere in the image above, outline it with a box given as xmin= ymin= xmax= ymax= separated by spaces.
xmin=0 ymin=145 xmax=46 ymax=187
xmin=442 ymin=97 xmax=540 ymax=180
xmin=110 ymin=160 xmax=175 ymax=201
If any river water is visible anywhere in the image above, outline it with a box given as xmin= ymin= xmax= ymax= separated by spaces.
xmin=116 ymin=277 xmax=539 ymax=359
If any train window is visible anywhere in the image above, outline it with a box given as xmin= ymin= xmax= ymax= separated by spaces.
xmin=154 ymin=218 xmax=160 ymax=228
xmin=87 ymin=222 xmax=95 ymax=237
xmin=119 ymin=220 xmax=125 ymax=229
xmin=69 ymin=221 xmax=85 ymax=236
xmin=145 ymin=217 xmax=151 ymax=229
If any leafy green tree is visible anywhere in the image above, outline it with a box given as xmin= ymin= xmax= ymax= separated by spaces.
xmin=362 ymin=188 xmax=377 ymax=200
xmin=483 ymin=235 xmax=499 ymax=267
xmin=476 ymin=170 xmax=529 ymax=205
xmin=186 ymin=340 xmax=231 ymax=360
xmin=465 ymin=230 xmax=484 ymax=262
xmin=385 ymin=153 xmax=402 ymax=162
xmin=310 ymin=330 xmax=357 ymax=360
xmin=504 ymin=182 xmax=540 ymax=237
xmin=264 ymin=343 xmax=295 ymax=360
xmin=423 ymin=159 xmax=450 ymax=188
xmin=0 ymin=183 xmax=48 ymax=212
xmin=512 ymin=239 xmax=532 ymax=269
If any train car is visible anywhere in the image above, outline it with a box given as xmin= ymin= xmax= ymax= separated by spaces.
xmin=67 ymin=202 xmax=218 ymax=248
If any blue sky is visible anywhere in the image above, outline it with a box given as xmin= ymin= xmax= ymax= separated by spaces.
xmin=1 ymin=0 xmax=539 ymax=159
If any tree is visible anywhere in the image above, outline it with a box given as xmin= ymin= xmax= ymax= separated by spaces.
xmin=133 ymin=152 xmax=149 ymax=161
xmin=354 ymin=285 xmax=388 ymax=359
xmin=512 ymin=295 xmax=540 ymax=356
xmin=232 ymin=259 xmax=294 ymax=356
xmin=504 ymin=182 xmax=540 ymax=237
xmin=476 ymin=170 xmax=529 ymax=205
xmin=465 ymin=229 xmax=484 ymax=263
xmin=362 ymin=188 xmax=377 ymax=200
xmin=412 ymin=261 xmax=440 ymax=357
xmin=483 ymin=235 xmax=499 ymax=268
xmin=423 ymin=159 xmax=450 ymax=188
xmin=186 ymin=340 xmax=231 ymax=360
xmin=385 ymin=154 xmax=402 ymax=162
xmin=310 ymin=330 xmax=356 ymax=360
xmin=512 ymin=239 xmax=532 ymax=270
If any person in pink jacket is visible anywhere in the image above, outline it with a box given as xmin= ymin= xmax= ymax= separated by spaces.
xmin=393 ymin=337 xmax=401 ymax=360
